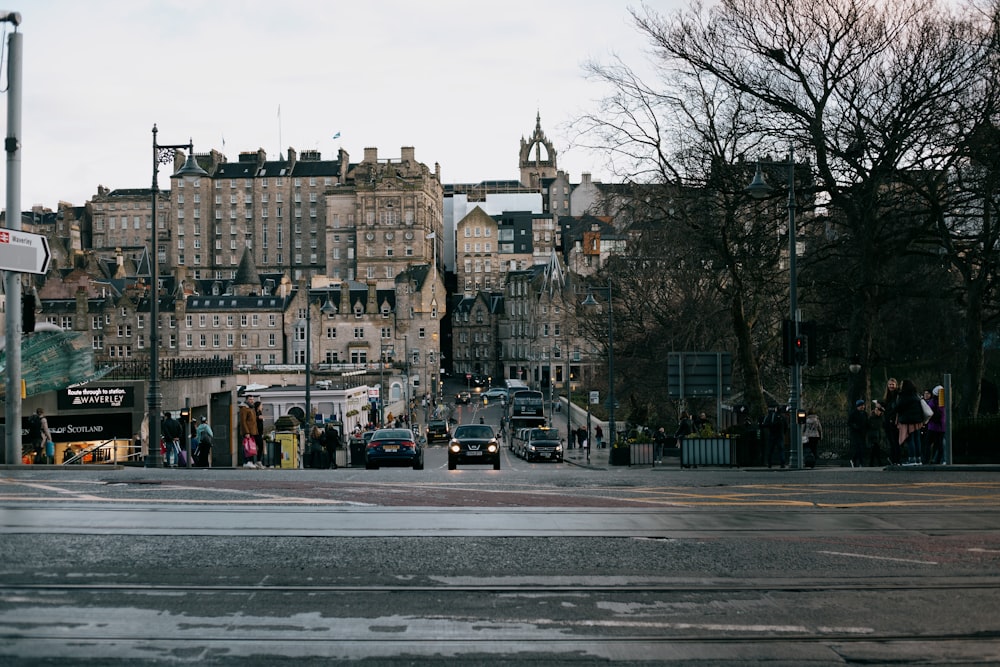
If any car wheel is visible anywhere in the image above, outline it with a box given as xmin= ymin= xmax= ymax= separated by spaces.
xmin=414 ymin=460 xmax=424 ymax=470
xmin=448 ymin=458 xmax=456 ymax=470
xmin=365 ymin=461 xmax=378 ymax=470
xmin=493 ymin=458 xmax=500 ymax=471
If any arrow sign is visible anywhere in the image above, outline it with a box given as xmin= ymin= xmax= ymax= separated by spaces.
xmin=0 ymin=229 xmax=51 ymax=274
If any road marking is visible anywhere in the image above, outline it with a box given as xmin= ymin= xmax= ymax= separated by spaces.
xmin=818 ymin=550 xmax=938 ymax=565
xmin=968 ymin=548 xmax=1000 ymax=554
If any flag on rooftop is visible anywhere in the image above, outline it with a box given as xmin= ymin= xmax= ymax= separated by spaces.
xmin=333 ymin=132 xmax=341 ymax=140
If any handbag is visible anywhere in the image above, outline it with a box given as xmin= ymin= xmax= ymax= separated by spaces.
xmin=243 ymin=434 xmax=258 ymax=457
xmin=920 ymin=398 xmax=933 ymax=422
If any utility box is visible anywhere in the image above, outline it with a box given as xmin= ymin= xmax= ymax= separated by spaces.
xmin=274 ymin=431 xmax=300 ymax=469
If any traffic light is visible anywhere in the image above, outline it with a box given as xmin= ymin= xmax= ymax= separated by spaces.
xmin=782 ymin=319 xmax=818 ymax=366
xmin=793 ymin=335 xmax=808 ymax=366
xmin=22 ymin=293 xmax=35 ymax=334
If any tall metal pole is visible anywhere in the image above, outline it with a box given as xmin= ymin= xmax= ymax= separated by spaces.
xmin=3 ymin=18 xmax=22 ymax=465
xmin=147 ymin=127 xmax=205 ymax=467
xmin=305 ymin=293 xmax=311 ymax=429
xmin=787 ymin=148 xmax=802 ymax=469
xmin=146 ymin=126 xmax=163 ymax=468
xmin=607 ymin=277 xmax=616 ymax=453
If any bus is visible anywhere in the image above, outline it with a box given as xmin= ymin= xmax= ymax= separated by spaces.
xmin=505 ymin=388 xmax=546 ymax=448
xmin=504 ymin=378 xmax=529 ymax=393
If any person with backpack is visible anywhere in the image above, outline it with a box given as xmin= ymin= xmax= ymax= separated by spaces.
xmin=161 ymin=411 xmax=184 ymax=468
xmin=27 ymin=408 xmax=52 ymax=464
xmin=194 ymin=416 xmax=213 ymax=467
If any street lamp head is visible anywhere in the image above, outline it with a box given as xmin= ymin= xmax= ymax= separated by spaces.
xmin=173 ymin=151 xmax=209 ymax=180
xmin=745 ymin=163 xmax=772 ymax=200
xmin=580 ymin=292 xmax=599 ymax=307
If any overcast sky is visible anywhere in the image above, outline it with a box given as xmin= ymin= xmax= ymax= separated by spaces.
xmin=8 ymin=0 xmax=682 ymax=210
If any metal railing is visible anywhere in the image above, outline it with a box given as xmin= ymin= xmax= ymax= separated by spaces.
xmin=60 ymin=438 xmax=140 ymax=465
xmin=96 ymin=355 xmax=234 ymax=380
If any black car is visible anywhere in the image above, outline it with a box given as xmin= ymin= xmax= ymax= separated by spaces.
xmin=425 ymin=419 xmax=451 ymax=443
xmin=518 ymin=426 xmax=563 ymax=462
xmin=365 ymin=428 xmax=424 ymax=470
xmin=455 ymin=391 xmax=471 ymax=405
xmin=448 ymin=424 xmax=501 ymax=470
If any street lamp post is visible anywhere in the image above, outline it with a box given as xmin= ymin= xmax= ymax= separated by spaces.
xmin=746 ymin=147 xmax=802 ymax=469
xmin=582 ymin=278 xmax=615 ymax=457
xmin=146 ymin=125 xmax=207 ymax=468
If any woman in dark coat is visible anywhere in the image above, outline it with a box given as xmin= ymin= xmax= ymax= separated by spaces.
xmin=890 ymin=379 xmax=926 ymax=465
xmin=881 ymin=378 xmax=901 ymax=464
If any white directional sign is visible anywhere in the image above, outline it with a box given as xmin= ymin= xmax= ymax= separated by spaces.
xmin=0 ymin=229 xmax=50 ymax=274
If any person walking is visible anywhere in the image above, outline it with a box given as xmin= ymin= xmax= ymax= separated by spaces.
xmin=194 ymin=416 xmax=214 ymax=468
xmin=848 ymin=399 xmax=868 ymax=468
xmin=925 ymin=385 xmax=946 ymax=464
xmin=890 ymin=379 xmax=925 ymax=465
xmin=868 ymin=402 xmax=886 ymax=467
xmin=802 ymin=408 xmax=822 ymax=462
xmin=674 ymin=411 xmax=693 ymax=446
xmin=653 ymin=426 xmax=668 ymax=464
xmin=882 ymin=378 xmax=901 ymax=464
xmin=760 ymin=406 xmax=785 ymax=469
xmin=238 ymin=398 xmax=260 ymax=468
xmin=27 ymin=407 xmax=52 ymax=464
xmin=594 ymin=424 xmax=604 ymax=449
xmin=161 ymin=411 xmax=184 ymax=468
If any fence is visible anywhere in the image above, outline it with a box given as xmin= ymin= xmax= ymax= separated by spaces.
xmin=96 ymin=356 xmax=234 ymax=381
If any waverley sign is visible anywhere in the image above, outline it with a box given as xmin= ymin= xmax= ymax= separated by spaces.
xmin=58 ymin=386 xmax=135 ymax=410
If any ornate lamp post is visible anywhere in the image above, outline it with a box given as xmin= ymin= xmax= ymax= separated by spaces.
xmin=746 ymin=147 xmax=802 ymax=468
xmin=581 ymin=277 xmax=615 ymax=455
xmin=146 ymin=125 xmax=207 ymax=468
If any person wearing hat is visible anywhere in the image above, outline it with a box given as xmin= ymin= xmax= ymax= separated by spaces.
xmin=194 ymin=416 xmax=214 ymax=468
xmin=848 ymin=399 xmax=869 ymax=468
xmin=925 ymin=386 xmax=946 ymax=464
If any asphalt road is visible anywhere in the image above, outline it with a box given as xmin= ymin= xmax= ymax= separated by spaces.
xmin=1 ymin=399 xmax=999 ymax=665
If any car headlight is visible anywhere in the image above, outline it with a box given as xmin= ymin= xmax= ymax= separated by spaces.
xmin=555 ymin=445 xmax=563 ymax=452
xmin=449 ymin=443 xmax=460 ymax=453
xmin=487 ymin=444 xmax=498 ymax=453
xmin=527 ymin=445 xmax=536 ymax=452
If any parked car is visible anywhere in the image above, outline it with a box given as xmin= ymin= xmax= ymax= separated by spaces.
xmin=448 ymin=424 xmax=501 ymax=470
xmin=365 ymin=428 xmax=423 ymax=470
xmin=517 ymin=426 xmax=563 ymax=462
xmin=455 ymin=391 xmax=471 ymax=405
xmin=425 ymin=419 xmax=451 ymax=443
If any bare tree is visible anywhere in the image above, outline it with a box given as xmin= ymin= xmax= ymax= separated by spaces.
xmin=582 ymin=0 xmax=993 ymax=413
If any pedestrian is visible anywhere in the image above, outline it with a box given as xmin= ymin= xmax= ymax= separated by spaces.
xmin=161 ymin=411 xmax=184 ymax=468
xmin=848 ymin=399 xmax=868 ymax=468
xmin=926 ymin=385 xmax=946 ymax=464
xmin=760 ymin=406 xmax=785 ymax=469
xmin=674 ymin=411 xmax=693 ymax=444
xmin=882 ymin=378 xmax=901 ymax=464
xmin=890 ymin=379 xmax=925 ymax=465
xmin=194 ymin=416 xmax=213 ymax=467
xmin=254 ymin=401 xmax=265 ymax=466
xmin=576 ymin=425 xmax=587 ymax=450
xmin=653 ymin=426 xmax=667 ymax=464
xmin=594 ymin=424 xmax=604 ymax=449
xmin=26 ymin=407 xmax=52 ymax=464
xmin=802 ymin=408 xmax=822 ymax=461
xmin=868 ymin=402 xmax=886 ymax=467
xmin=239 ymin=398 xmax=260 ymax=468
xmin=693 ymin=411 xmax=711 ymax=434
xmin=325 ymin=425 xmax=341 ymax=469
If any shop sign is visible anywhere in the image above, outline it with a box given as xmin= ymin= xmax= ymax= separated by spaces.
xmin=14 ymin=413 xmax=134 ymax=443
xmin=58 ymin=386 xmax=134 ymax=410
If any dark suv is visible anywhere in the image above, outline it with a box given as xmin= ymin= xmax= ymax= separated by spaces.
xmin=448 ymin=424 xmax=501 ymax=470
xmin=425 ymin=419 xmax=451 ymax=443
xmin=518 ymin=427 xmax=563 ymax=462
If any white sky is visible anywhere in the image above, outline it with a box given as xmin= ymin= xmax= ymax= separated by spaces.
xmin=9 ymin=0 xmax=680 ymax=210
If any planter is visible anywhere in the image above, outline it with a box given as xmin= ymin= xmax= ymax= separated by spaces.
xmin=609 ymin=446 xmax=630 ymax=466
xmin=680 ymin=437 xmax=734 ymax=467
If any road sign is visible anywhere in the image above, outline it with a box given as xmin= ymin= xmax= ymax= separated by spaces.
xmin=0 ymin=229 xmax=50 ymax=274
xmin=589 ymin=391 xmax=600 ymax=405
xmin=667 ymin=352 xmax=734 ymax=399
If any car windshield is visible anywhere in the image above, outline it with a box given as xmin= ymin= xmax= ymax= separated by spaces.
xmin=530 ymin=429 xmax=556 ymax=440
xmin=428 ymin=421 xmax=446 ymax=429
xmin=372 ymin=429 xmax=414 ymax=441
xmin=454 ymin=425 xmax=494 ymax=439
